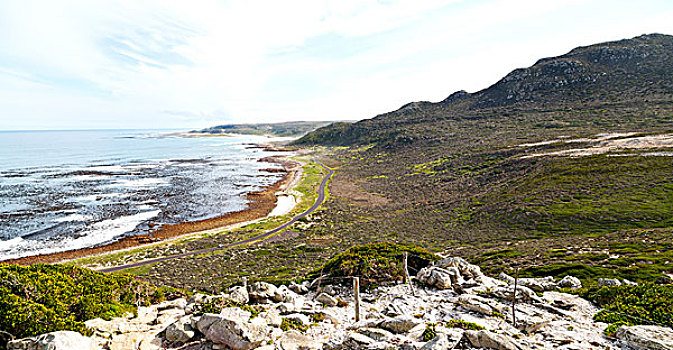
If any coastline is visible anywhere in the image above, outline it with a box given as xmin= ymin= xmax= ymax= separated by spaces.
xmin=3 ymin=150 xmax=302 ymax=266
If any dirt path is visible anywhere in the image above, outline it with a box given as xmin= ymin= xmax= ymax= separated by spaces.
xmin=100 ymin=161 xmax=334 ymax=273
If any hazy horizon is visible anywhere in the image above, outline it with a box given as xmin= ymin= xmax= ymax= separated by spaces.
xmin=2 ymin=0 xmax=673 ymax=131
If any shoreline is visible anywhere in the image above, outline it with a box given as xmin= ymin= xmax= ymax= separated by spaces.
xmin=2 ymin=150 xmax=302 ymax=266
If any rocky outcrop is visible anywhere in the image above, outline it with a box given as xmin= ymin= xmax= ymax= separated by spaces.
xmin=196 ymin=313 xmax=268 ymax=350
xmin=8 ymin=257 xmax=640 ymax=350
xmin=615 ymin=325 xmax=673 ymax=350
xmin=7 ymin=331 xmax=97 ymax=350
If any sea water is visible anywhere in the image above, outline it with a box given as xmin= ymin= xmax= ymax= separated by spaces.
xmin=0 ymin=130 xmax=291 ymax=260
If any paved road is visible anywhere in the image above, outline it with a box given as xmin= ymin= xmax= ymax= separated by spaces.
xmin=100 ymin=161 xmax=334 ymax=273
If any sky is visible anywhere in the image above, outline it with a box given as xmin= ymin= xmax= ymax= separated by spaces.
xmin=1 ymin=0 xmax=672 ymax=130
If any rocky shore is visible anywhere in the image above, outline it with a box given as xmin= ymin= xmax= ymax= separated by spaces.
xmin=5 ymin=156 xmax=301 ymax=266
xmin=8 ymin=258 xmax=672 ymax=350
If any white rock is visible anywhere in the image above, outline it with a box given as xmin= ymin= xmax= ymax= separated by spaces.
xmin=277 ymin=330 xmax=322 ymax=350
xmin=597 ymin=278 xmax=622 ymax=287
xmin=421 ymin=331 xmax=462 ymax=350
xmin=196 ymin=313 xmax=268 ymax=350
xmin=165 ymin=315 xmax=195 ymax=343
xmin=229 ymin=286 xmax=250 ymax=304
xmin=316 ymin=293 xmax=338 ymax=307
xmin=220 ymin=307 xmax=253 ymax=322
xmin=357 ymin=327 xmax=394 ymax=342
xmin=380 ymin=316 xmax=422 ymax=334
xmin=615 ymin=325 xmax=673 ymax=350
xmin=284 ymin=313 xmax=311 ymax=327
xmin=464 ymin=330 xmax=525 ymax=350
xmin=557 ymin=275 xmax=582 ymax=289
xmin=7 ymin=331 xmax=98 ymax=350
xmin=249 ymin=282 xmax=279 ymax=303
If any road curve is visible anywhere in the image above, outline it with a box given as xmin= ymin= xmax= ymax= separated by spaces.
xmin=100 ymin=161 xmax=334 ymax=273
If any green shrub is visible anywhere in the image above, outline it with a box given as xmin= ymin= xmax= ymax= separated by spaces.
xmin=313 ymin=242 xmax=438 ymax=286
xmin=576 ymin=283 xmax=673 ymax=334
xmin=0 ymin=263 xmax=162 ymax=344
xmin=422 ymin=323 xmax=437 ymax=341
xmin=280 ymin=318 xmax=308 ymax=332
xmin=445 ymin=319 xmax=485 ymax=331
xmin=192 ymin=297 xmax=263 ymax=317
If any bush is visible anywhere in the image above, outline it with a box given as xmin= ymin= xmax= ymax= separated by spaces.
xmin=576 ymin=283 xmax=673 ymax=334
xmin=313 ymin=242 xmax=438 ymax=286
xmin=0 ymin=264 xmax=163 ymax=345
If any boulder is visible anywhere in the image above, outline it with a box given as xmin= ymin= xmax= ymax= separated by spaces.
xmin=7 ymin=331 xmax=97 ymax=350
xmin=220 ymin=307 xmax=252 ymax=322
xmin=277 ymin=330 xmax=322 ymax=350
xmin=284 ymin=313 xmax=311 ymax=327
xmin=136 ymin=306 xmax=158 ymax=323
xmin=316 ymin=292 xmax=338 ymax=307
xmin=615 ymin=325 xmax=673 ymax=350
xmin=464 ymin=330 xmax=524 ymax=350
xmin=379 ymin=316 xmax=421 ymax=334
xmin=229 ymin=286 xmax=250 ymax=304
xmin=435 ymin=257 xmax=482 ymax=279
xmin=165 ymin=315 xmax=195 ymax=343
xmin=259 ymin=309 xmax=283 ymax=327
xmin=417 ymin=267 xmax=458 ymax=289
xmin=499 ymin=273 xmax=556 ymax=292
xmin=622 ymin=279 xmax=638 ymax=286
xmin=196 ymin=313 xmax=268 ymax=350
xmin=597 ymin=278 xmax=622 ymax=287
xmin=289 ymin=281 xmax=309 ymax=294
xmin=421 ymin=331 xmax=462 ymax=350
xmin=248 ymin=282 xmax=279 ymax=303
xmin=275 ymin=285 xmax=302 ymax=304
xmin=457 ymin=294 xmax=507 ymax=316
xmin=557 ymin=275 xmax=582 ymax=289
xmin=357 ymin=328 xmax=394 ymax=342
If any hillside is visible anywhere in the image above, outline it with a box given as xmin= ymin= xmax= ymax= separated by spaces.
xmin=193 ymin=121 xmax=337 ymax=137
xmin=296 ymin=33 xmax=673 ymax=147
xmin=291 ymin=33 xmax=673 ymax=280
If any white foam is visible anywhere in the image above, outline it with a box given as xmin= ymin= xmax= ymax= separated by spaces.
xmin=0 ymin=209 xmax=161 ymax=261
xmin=71 ymin=175 xmax=113 ymax=181
xmin=108 ymin=178 xmax=167 ymax=188
xmin=53 ymin=214 xmax=94 ymax=223
xmin=86 ymin=165 xmax=127 ymax=172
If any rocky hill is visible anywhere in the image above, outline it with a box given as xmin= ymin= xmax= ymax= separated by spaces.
xmin=295 ymin=33 xmax=673 ymax=147
xmin=284 ymin=34 xmax=673 ymax=284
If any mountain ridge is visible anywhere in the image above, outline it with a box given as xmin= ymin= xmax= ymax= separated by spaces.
xmin=296 ymin=33 xmax=673 ymax=146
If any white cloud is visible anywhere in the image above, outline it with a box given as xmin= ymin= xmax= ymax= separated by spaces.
xmin=0 ymin=0 xmax=672 ymax=129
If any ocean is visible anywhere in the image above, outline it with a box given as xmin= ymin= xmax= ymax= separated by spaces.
xmin=0 ymin=130 xmax=291 ymax=261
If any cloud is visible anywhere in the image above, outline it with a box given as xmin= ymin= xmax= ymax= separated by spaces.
xmin=0 ymin=0 xmax=672 ymax=129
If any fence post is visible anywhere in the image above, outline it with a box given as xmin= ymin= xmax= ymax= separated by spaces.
xmin=511 ymin=267 xmax=519 ymax=327
xmin=403 ymin=252 xmax=416 ymax=296
xmin=403 ymin=252 xmax=409 ymax=284
xmin=353 ymin=277 xmax=361 ymax=322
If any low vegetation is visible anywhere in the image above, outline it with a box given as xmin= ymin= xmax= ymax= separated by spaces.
xmin=576 ymin=284 xmax=673 ymax=336
xmin=315 ymin=242 xmax=438 ymax=286
xmin=0 ymin=264 xmax=167 ymax=346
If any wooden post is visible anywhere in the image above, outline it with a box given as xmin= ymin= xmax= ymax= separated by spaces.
xmin=403 ymin=253 xmax=416 ymax=296
xmin=353 ymin=277 xmax=361 ymax=322
xmin=512 ymin=268 xmax=519 ymax=327
xmin=403 ymin=252 xmax=409 ymax=284
xmin=242 ymin=277 xmax=248 ymax=289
